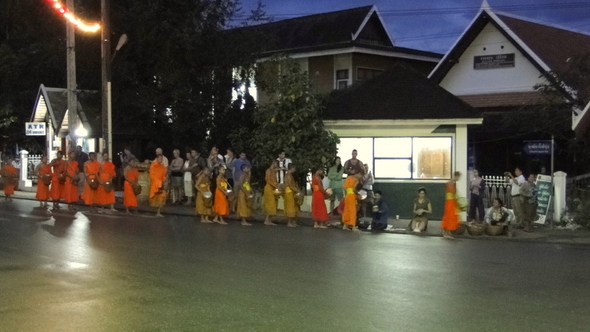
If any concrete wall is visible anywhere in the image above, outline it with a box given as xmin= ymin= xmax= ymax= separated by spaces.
xmin=440 ymin=22 xmax=546 ymax=95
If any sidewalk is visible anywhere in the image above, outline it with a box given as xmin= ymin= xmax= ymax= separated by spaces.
xmin=4 ymin=189 xmax=590 ymax=245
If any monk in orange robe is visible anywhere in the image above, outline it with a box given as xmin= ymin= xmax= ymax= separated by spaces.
xmin=49 ymin=151 xmax=66 ymax=209
xmin=35 ymin=155 xmax=52 ymax=207
xmin=82 ymin=152 xmax=101 ymax=212
xmin=212 ymin=167 xmax=229 ymax=225
xmin=284 ymin=164 xmax=300 ymax=228
xmin=123 ymin=160 xmax=139 ymax=213
xmin=342 ymin=172 xmax=362 ymax=231
xmin=236 ymin=164 xmax=253 ymax=226
xmin=442 ymin=171 xmax=462 ymax=240
xmin=1 ymin=157 xmax=18 ymax=202
xmin=64 ymin=151 xmax=79 ymax=210
xmin=263 ymin=160 xmax=280 ymax=226
xmin=195 ymin=168 xmax=213 ymax=223
xmin=149 ymin=154 xmax=168 ymax=217
xmin=97 ymin=152 xmax=116 ymax=212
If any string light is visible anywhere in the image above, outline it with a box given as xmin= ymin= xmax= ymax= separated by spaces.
xmin=46 ymin=0 xmax=100 ymax=32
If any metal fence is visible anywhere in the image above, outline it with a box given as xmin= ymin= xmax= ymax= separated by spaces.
xmin=26 ymin=154 xmax=43 ymax=181
xmin=482 ymin=175 xmax=514 ymax=209
xmin=567 ymin=173 xmax=590 ymax=202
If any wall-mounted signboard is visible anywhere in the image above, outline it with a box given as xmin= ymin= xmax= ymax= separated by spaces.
xmin=474 ymin=53 xmax=515 ymax=70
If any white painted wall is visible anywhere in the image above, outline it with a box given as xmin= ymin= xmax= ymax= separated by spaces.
xmin=455 ymin=124 xmax=468 ymax=221
xmin=440 ymin=22 xmax=547 ymax=95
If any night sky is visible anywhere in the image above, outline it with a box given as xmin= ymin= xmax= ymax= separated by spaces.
xmin=237 ymin=0 xmax=590 ymax=53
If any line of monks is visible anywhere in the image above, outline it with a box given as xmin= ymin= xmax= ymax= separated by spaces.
xmin=31 ymin=151 xmax=138 ymax=213
xmin=3 ymin=151 xmax=366 ymax=232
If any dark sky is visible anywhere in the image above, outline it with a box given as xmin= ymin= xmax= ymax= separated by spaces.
xmin=237 ymin=0 xmax=590 ymax=53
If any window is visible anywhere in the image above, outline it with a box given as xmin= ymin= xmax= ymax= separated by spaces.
xmin=338 ymin=137 xmax=452 ymax=180
xmin=336 ymin=69 xmax=349 ymax=90
xmin=357 ymin=67 xmax=383 ymax=81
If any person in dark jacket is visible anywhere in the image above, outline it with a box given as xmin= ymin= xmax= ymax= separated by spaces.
xmin=371 ymin=190 xmax=389 ymax=230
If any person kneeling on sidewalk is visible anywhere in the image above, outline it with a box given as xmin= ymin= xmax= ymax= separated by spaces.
xmin=371 ymin=190 xmax=389 ymax=230
xmin=485 ymin=198 xmax=514 ymax=235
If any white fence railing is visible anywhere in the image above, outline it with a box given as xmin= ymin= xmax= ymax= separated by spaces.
xmin=482 ymin=175 xmax=513 ymax=209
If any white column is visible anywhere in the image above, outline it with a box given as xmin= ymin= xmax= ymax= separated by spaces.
xmin=455 ymin=125 xmax=468 ymax=221
xmin=19 ymin=150 xmax=32 ymax=189
xmin=553 ymin=171 xmax=567 ymax=223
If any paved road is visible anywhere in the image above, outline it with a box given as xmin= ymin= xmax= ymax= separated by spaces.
xmin=1 ymin=199 xmax=589 ymax=332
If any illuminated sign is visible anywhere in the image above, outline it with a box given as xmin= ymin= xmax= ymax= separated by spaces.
xmin=26 ymin=122 xmax=47 ymax=136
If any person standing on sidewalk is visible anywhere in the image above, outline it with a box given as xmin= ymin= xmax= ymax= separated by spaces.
xmin=505 ymin=167 xmax=526 ymax=228
xmin=520 ymin=174 xmax=538 ymax=232
xmin=237 ymin=164 xmax=253 ymax=226
xmin=468 ymin=169 xmax=485 ymax=222
xmin=362 ymin=163 xmax=375 ymax=218
xmin=123 ymin=159 xmax=140 ymax=214
xmin=311 ymin=168 xmax=330 ymax=229
xmin=327 ymin=157 xmax=344 ymax=214
xmin=212 ymin=167 xmax=230 ymax=225
xmin=283 ymin=164 xmax=300 ymax=228
xmin=1 ymin=156 xmax=17 ymax=202
xmin=75 ymin=146 xmax=88 ymax=199
xmin=442 ymin=172 xmax=462 ymax=240
xmin=49 ymin=151 xmax=66 ymax=210
xmin=35 ymin=155 xmax=52 ymax=207
xmin=263 ymin=160 xmax=280 ymax=226
xmin=64 ymin=151 xmax=79 ymax=211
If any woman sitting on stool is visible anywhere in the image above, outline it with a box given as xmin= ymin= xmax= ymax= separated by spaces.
xmin=410 ymin=187 xmax=432 ymax=233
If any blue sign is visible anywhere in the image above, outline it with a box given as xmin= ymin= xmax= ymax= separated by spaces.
xmin=524 ymin=141 xmax=551 ymax=155
xmin=25 ymin=122 xmax=46 ymax=136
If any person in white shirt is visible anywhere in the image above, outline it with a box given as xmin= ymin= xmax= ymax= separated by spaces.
xmin=276 ymin=151 xmax=292 ymax=185
xmin=505 ymin=167 xmax=526 ymax=228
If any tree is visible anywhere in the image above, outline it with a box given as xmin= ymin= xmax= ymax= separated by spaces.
xmin=110 ymin=0 xmax=270 ymax=158
xmin=230 ymin=57 xmax=339 ymax=184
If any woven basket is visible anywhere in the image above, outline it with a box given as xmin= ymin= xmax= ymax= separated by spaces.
xmin=486 ymin=224 xmax=505 ymax=236
xmin=451 ymin=222 xmax=466 ymax=235
xmin=466 ymin=222 xmax=487 ymax=236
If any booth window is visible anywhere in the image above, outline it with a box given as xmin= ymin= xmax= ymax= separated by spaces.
xmin=338 ymin=137 xmax=452 ymax=180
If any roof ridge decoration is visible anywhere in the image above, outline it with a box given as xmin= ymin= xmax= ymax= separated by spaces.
xmin=351 ymin=5 xmax=395 ymax=46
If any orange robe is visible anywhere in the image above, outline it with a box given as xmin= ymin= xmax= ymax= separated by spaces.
xmin=311 ymin=176 xmax=329 ymax=222
xmin=36 ymin=164 xmax=52 ymax=201
xmin=149 ymin=161 xmax=167 ymax=208
xmin=51 ymin=159 xmax=66 ymax=200
xmin=284 ymin=173 xmax=298 ymax=218
xmin=1 ymin=165 xmax=17 ymax=195
xmin=82 ymin=160 xmax=101 ymax=205
xmin=213 ymin=178 xmax=229 ymax=216
xmin=342 ymin=176 xmax=357 ymax=226
xmin=237 ymin=181 xmax=252 ymax=218
xmin=97 ymin=162 xmax=116 ymax=205
xmin=263 ymin=168 xmax=278 ymax=215
xmin=64 ymin=161 xmax=79 ymax=203
xmin=123 ymin=168 xmax=139 ymax=208
xmin=441 ymin=181 xmax=460 ymax=231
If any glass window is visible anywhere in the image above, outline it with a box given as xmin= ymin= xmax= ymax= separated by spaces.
xmin=413 ymin=137 xmax=452 ymax=179
xmin=337 ymin=80 xmax=348 ymax=90
xmin=374 ymin=159 xmax=412 ymax=178
xmin=374 ymin=138 xmax=411 ymax=158
xmin=336 ymin=69 xmax=349 ymax=80
xmin=337 ymin=137 xmax=452 ymax=180
xmin=337 ymin=137 xmax=373 ymax=168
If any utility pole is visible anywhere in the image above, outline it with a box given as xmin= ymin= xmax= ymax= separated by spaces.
xmin=66 ymin=0 xmax=78 ymax=153
xmin=101 ymin=0 xmax=111 ymax=157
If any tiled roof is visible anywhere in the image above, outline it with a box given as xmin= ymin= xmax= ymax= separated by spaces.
xmin=430 ymin=10 xmax=590 ymax=85
xmin=458 ymin=91 xmax=545 ymax=108
xmin=497 ymin=14 xmax=590 ymax=75
xmin=231 ymin=6 xmax=442 ymax=60
xmin=323 ymin=63 xmax=481 ymax=121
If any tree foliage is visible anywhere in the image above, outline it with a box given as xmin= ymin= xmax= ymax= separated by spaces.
xmin=230 ymin=57 xmax=339 ymax=182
